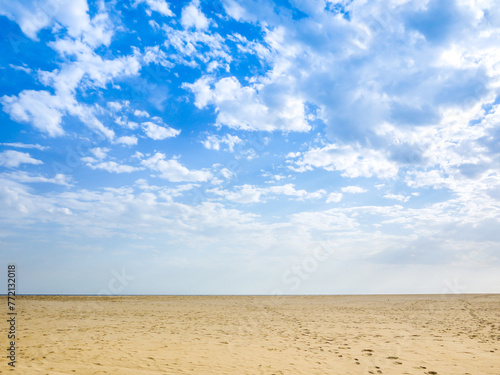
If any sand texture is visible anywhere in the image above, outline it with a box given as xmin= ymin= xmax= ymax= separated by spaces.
xmin=1 ymin=294 xmax=499 ymax=374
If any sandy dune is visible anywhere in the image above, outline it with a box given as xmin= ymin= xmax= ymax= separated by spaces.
xmin=1 ymin=294 xmax=499 ymax=374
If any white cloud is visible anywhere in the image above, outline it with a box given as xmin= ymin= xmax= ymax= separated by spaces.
xmin=141 ymin=153 xmax=212 ymax=182
xmin=86 ymin=161 xmax=142 ymax=174
xmin=46 ymin=39 xmax=141 ymax=94
xmin=326 ymin=192 xmax=343 ymax=203
xmin=9 ymin=64 xmax=32 ymax=74
xmin=210 ymin=184 xmax=262 ymax=204
xmin=210 ymin=183 xmax=326 ymax=203
xmin=132 ymin=151 xmax=144 ymax=160
xmin=80 ymin=157 xmax=97 ymax=164
xmin=185 ymin=76 xmax=311 ymax=132
xmin=181 ymin=0 xmax=209 ymax=30
xmin=0 ymin=21 xmax=141 ymax=139
xmin=142 ymin=45 xmax=174 ymax=68
xmin=289 ymin=210 xmax=358 ymax=232
xmin=0 ymin=0 xmax=90 ymax=40
xmin=291 ymin=143 xmax=399 ymax=179
xmin=263 ymin=174 xmax=291 ymax=183
xmin=134 ymin=0 xmax=173 ymax=17
xmin=142 ymin=122 xmax=181 ymax=140
xmin=134 ymin=179 xmax=197 ymax=201
xmin=116 ymin=136 xmax=138 ymax=146
xmin=229 ymin=32 xmax=272 ymax=62
xmin=107 ymin=101 xmax=123 ymax=111
xmin=383 ymin=193 xmax=410 ymax=202
xmin=0 ymin=143 xmax=48 ymax=150
xmin=2 ymin=37 xmax=142 ymax=140
xmin=0 ymin=150 xmax=43 ymax=168
xmin=134 ymin=110 xmax=150 ymax=118
xmin=211 ymin=0 xmax=500 ymax=203
xmin=162 ymin=24 xmax=231 ymax=69
xmin=201 ymin=134 xmax=243 ymax=152
xmin=89 ymin=147 xmax=109 ymax=160
xmin=149 ymin=19 xmax=160 ymax=30
xmin=82 ymin=148 xmax=141 ymax=174
xmin=0 ymin=180 xmax=271 ymax=253
xmin=0 ymin=0 xmax=113 ymax=46
xmin=222 ymin=0 xmax=246 ymax=21
xmin=1 ymin=90 xmax=68 ymax=137
xmin=72 ymin=104 xmax=115 ymax=140
xmin=218 ymin=167 xmax=234 ymax=180
xmin=341 ymin=186 xmax=368 ymax=194
xmin=116 ymin=117 xmax=139 ymax=130
xmin=2 ymin=171 xmax=71 ymax=186
xmin=405 ymin=170 xmax=453 ymax=190
xmin=184 ymin=76 xmax=213 ymax=108
xmin=267 ymin=184 xmax=325 ymax=200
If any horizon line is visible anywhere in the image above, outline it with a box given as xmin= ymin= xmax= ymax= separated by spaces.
xmin=3 ymin=292 xmax=499 ymax=297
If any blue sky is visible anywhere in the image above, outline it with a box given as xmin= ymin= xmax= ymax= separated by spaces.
xmin=0 ymin=0 xmax=499 ymax=294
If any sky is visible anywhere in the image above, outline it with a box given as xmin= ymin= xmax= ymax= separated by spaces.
xmin=0 ymin=0 xmax=499 ymax=295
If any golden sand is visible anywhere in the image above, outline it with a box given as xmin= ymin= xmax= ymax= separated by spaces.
xmin=1 ymin=294 xmax=499 ymax=374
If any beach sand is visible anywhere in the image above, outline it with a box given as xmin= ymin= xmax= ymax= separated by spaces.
xmin=1 ymin=294 xmax=499 ymax=374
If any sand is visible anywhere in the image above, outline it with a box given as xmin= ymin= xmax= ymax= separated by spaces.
xmin=1 ymin=294 xmax=499 ymax=374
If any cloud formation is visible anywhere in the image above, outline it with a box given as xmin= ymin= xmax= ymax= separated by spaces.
xmin=141 ymin=153 xmax=212 ymax=182
xmin=0 ymin=150 xmax=43 ymax=168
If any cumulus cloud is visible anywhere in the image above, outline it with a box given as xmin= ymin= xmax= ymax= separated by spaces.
xmin=181 ymin=0 xmax=209 ymax=30
xmin=0 ymin=0 xmax=113 ymax=46
xmin=291 ymin=143 xmax=399 ymax=179
xmin=184 ymin=76 xmax=311 ymax=132
xmin=342 ymin=186 xmax=368 ymax=194
xmin=161 ymin=23 xmax=232 ymax=69
xmin=215 ymin=0 xmax=500 ymax=192
xmin=116 ymin=136 xmax=138 ymax=146
xmin=210 ymin=184 xmax=262 ymax=203
xmin=0 ymin=143 xmax=48 ymax=150
xmin=326 ymin=192 xmax=342 ymax=203
xmin=267 ymin=184 xmax=326 ymax=200
xmin=0 ymin=0 xmax=90 ymax=40
xmin=134 ymin=0 xmax=173 ymax=17
xmin=201 ymin=134 xmax=243 ymax=152
xmin=209 ymin=183 xmax=326 ymax=203
xmin=1 ymin=90 xmax=69 ymax=137
xmin=1 ymin=171 xmax=71 ymax=186
xmin=141 ymin=153 xmax=212 ymax=182
xmin=85 ymin=161 xmax=142 ymax=174
xmin=107 ymin=101 xmax=123 ymax=111
xmin=45 ymin=38 xmax=141 ymax=94
xmin=134 ymin=110 xmax=150 ymax=118
xmin=1 ymin=42 xmax=140 ymax=139
xmin=9 ymin=64 xmax=32 ymax=74
xmin=184 ymin=76 xmax=213 ymax=108
xmin=116 ymin=117 xmax=139 ymax=130
xmin=90 ymin=147 xmax=109 ymax=160
xmin=142 ymin=122 xmax=181 ymax=140
xmin=384 ymin=193 xmax=410 ymax=202
xmin=0 ymin=150 xmax=43 ymax=168
xmin=0 ymin=1 xmax=141 ymax=140
xmin=81 ymin=148 xmax=141 ymax=174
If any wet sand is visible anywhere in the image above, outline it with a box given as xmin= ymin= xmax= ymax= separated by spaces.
xmin=1 ymin=294 xmax=499 ymax=374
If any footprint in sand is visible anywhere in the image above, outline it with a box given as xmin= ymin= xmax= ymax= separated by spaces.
xmin=362 ymin=349 xmax=373 ymax=356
